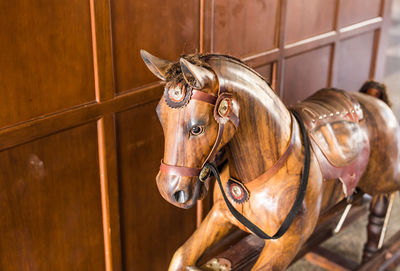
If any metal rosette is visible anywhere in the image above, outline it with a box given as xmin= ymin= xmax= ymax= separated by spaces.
xmin=164 ymin=82 xmax=193 ymax=109
xmin=214 ymin=92 xmax=233 ymax=124
xmin=226 ymin=178 xmax=249 ymax=204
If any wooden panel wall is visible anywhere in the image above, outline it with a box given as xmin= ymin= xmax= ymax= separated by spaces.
xmin=0 ymin=0 xmax=392 ymax=270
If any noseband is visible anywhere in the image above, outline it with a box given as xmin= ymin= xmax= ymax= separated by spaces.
xmin=160 ymin=88 xmax=239 ymax=181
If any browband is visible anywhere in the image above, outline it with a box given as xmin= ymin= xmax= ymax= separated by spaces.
xmin=192 ymin=90 xmax=217 ymax=105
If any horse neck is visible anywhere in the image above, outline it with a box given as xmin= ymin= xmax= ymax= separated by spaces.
xmin=208 ymin=57 xmax=292 ymax=183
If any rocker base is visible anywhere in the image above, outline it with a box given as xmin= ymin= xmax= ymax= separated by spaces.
xmin=196 ymin=192 xmax=400 ymax=270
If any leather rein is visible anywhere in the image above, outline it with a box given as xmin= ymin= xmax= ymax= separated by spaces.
xmin=160 ymin=88 xmax=311 ymax=240
xmin=208 ymin=110 xmax=310 ymax=239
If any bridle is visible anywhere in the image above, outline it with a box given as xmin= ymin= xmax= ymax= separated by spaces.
xmin=159 ymin=84 xmax=311 ymax=240
xmin=160 ymin=88 xmax=240 ymax=182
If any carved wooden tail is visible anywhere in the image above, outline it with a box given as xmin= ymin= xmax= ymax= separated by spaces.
xmin=359 ymin=80 xmax=392 ymax=108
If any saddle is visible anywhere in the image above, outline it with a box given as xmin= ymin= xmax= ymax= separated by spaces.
xmin=292 ymin=89 xmax=370 ymax=196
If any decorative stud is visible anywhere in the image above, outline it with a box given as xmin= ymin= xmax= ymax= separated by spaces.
xmin=227 ymin=178 xmax=249 ymax=204
xmin=218 ymin=98 xmax=231 ymax=117
xmin=164 ymin=83 xmax=192 ymax=108
xmin=199 ymin=166 xmax=211 ymax=182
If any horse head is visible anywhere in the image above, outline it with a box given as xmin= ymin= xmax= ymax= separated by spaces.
xmin=141 ymin=50 xmax=239 ymax=208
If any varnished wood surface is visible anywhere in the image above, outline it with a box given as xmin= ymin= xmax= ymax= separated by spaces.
xmin=0 ymin=0 xmax=393 ymax=270
xmin=0 ymin=0 xmax=95 ymax=127
xmin=116 ymin=102 xmax=197 ymax=270
xmin=212 ymin=0 xmax=278 ymax=57
xmin=305 ymin=246 xmax=358 ymax=271
xmin=0 ymin=123 xmax=105 ymax=271
xmin=285 ymin=0 xmax=336 ymax=44
xmin=336 ymin=32 xmax=376 ymax=91
xmin=146 ymin=53 xmax=400 ymax=270
xmin=338 ymin=0 xmax=382 ymax=27
xmin=197 ymin=193 xmax=368 ymax=270
xmin=111 ymin=0 xmax=200 ymax=92
xmin=283 ymin=45 xmax=332 ymax=105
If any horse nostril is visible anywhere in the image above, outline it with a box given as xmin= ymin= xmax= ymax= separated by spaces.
xmin=173 ymin=190 xmax=188 ymax=204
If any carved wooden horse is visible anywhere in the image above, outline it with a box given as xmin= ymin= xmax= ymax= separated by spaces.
xmin=141 ymin=50 xmax=400 ymax=270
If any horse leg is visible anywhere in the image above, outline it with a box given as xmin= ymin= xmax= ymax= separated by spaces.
xmin=168 ymin=204 xmax=234 ymax=271
xmin=362 ymin=193 xmax=394 ymax=262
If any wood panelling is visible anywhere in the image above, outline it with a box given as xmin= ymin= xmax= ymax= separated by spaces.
xmin=339 ymin=0 xmax=382 ymax=27
xmin=111 ymin=0 xmax=200 ymax=92
xmin=97 ymin=115 xmax=122 ymax=271
xmin=0 ymin=0 xmax=95 ymax=128
xmin=91 ymin=0 xmax=115 ymax=101
xmin=212 ymin=0 xmax=279 ymax=56
xmin=0 ymin=123 xmax=104 ymax=271
xmin=283 ymin=46 xmax=331 ymax=105
xmin=255 ymin=63 xmax=273 ymax=86
xmin=116 ymin=102 xmax=197 ymax=271
xmin=0 ymin=0 xmax=392 ymax=270
xmin=336 ymin=32 xmax=375 ymax=91
xmin=285 ymin=0 xmax=336 ymax=44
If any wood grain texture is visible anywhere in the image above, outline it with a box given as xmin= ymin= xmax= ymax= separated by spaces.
xmin=285 ymin=0 xmax=336 ymax=44
xmin=97 ymin=115 xmax=122 ymax=271
xmin=0 ymin=123 xmax=104 ymax=271
xmin=336 ymin=32 xmax=375 ymax=91
xmin=0 ymin=0 xmax=394 ymax=270
xmin=145 ymin=54 xmax=400 ymax=271
xmin=116 ymin=102 xmax=197 ymax=271
xmin=212 ymin=0 xmax=279 ymax=56
xmin=0 ymin=0 xmax=95 ymax=128
xmin=339 ymin=0 xmax=382 ymax=27
xmin=254 ymin=64 xmax=273 ymax=86
xmin=111 ymin=0 xmax=200 ymax=92
xmin=282 ymin=46 xmax=332 ymax=105
xmin=91 ymin=0 xmax=115 ymax=101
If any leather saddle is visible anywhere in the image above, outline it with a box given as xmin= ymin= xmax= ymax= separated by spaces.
xmin=292 ymin=89 xmax=370 ymax=196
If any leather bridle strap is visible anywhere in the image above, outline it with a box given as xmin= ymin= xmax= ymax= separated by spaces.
xmin=160 ymin=162 xmax=202 ymax=177
xmin=192 ymin=90 xmax=217 ymax=105
xmin=203 ymin=123 xmax=225 ymax=168
xmin=206 ymin=110 xmax=311 ymax=240
xmin=246 ymin=114 xmax=296 ymax=190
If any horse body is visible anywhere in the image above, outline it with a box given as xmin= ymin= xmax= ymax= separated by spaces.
xmin=140 ymin=51 xmax=400 ymax=270
xmin=353 ymin=92 xmax=400 ymax=194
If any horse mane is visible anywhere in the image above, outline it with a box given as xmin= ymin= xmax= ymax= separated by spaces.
xmin=164 ymin=53 xmax=249 ymax=85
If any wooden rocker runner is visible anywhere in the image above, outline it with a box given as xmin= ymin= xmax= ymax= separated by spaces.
xmin=141 ymin=50 xmax=400 ymax=271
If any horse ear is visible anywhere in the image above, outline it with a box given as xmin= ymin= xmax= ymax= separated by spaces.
xmin=180 ymin=58 xmax=216 ymax=90
xmin=140 ymin=50 xmax=172 ymax=81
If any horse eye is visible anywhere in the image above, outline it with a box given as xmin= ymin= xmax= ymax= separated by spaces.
xmin=190 ymin=125 xmax=204 ymax=136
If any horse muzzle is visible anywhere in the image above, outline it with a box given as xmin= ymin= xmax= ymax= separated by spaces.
xmin=156 ymin=170 xmax=208 ymax=209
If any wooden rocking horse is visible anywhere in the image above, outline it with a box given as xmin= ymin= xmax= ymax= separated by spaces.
xmin=140 ymin=50 xmax=400 ymax=271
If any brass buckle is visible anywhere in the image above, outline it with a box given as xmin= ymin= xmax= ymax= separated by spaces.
xmin=199 ymin=166 xmax=211 ymax=182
